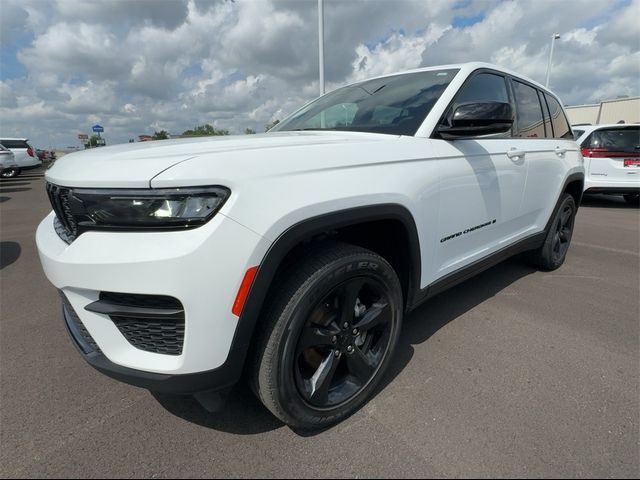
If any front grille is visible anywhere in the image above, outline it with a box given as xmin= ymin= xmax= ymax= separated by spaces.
xmin=97 ymin=292 xmax=185 ymax=356
xmin=46 ymin=183 xmax=77 ymax=243
xmin=110 ymin=317 xmax=185 ymax=356
xmin=60 ymin=292 xmax=101 ymax=354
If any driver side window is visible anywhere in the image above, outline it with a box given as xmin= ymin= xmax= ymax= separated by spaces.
xmin=442 ymin=72 xmax=511 ymax=136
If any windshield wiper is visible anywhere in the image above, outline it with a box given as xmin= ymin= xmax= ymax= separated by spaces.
xmin=288 ymin=128 xmax=339 ymax=132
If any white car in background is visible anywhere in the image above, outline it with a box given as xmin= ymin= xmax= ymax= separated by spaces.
xmin=0 ymin=144 xmax=19 ymax=177
xmin=0 ymin=138 xmax=42 ymax=178
xmin=573 ymin=124 xmax=640 ymax=205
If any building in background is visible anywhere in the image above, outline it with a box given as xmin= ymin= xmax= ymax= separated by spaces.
xmin=565 ymin=97 xmax=639 ymax=125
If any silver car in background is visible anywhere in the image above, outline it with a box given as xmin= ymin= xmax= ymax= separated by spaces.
xmin=0 ymin=138 xmax=42 ymax=178
xmin=0 ymin=144 xmax=20 ymax=178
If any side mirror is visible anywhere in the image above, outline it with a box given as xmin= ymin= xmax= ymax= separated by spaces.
xmin=437 ymin=102 xmax=513 ymax=139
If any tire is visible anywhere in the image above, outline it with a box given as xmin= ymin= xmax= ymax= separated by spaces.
xmin=0 ymin=167 xmax=20 ymax=178
xmin=523 ymin=193 xmax=576 ymax=271
xmin=251 ymin=242 xmax=403 ymax=430
xmin=623 ymin=194 xmax=639 ymax=206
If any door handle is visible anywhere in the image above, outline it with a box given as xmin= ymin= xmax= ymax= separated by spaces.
xmin=555 ymin=146 xmax=567 ymax=156
xmin=507 ymin=148 xmax=526 ymax=160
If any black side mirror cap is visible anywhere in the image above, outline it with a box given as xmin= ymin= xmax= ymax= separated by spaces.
xmin=437 ymin=102 xmax=514 ymax=139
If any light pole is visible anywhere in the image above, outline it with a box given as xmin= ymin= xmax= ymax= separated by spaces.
xmin=318 ymin=0 xmax=325 ymax=96
xmin=545 ymin=33 xmax=561 ymax=88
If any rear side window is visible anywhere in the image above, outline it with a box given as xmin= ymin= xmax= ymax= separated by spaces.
xmin=544 ymin=94 xmax=572 ymax=139
xmin=0 ymin=140 xmax=29 ymax=149
xmin=587 ymin=127 xmax=640 ymax=154
xmin=512 ymin=80 xmax=545 ymax=138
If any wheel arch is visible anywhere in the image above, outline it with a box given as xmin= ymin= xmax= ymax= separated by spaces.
xmin=229 ymin=204 xmax=422 ymax=379
xmin=563 ymin=173 xmax=585 ymax=208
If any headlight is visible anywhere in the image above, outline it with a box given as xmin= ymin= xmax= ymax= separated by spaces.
xmin=61 ymin=186 xmax=230 ymax=231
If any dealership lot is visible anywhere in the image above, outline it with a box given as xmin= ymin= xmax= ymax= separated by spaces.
xmin=1 ymin=168 xmax=638 ymax=478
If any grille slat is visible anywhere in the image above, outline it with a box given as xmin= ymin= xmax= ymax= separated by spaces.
xmin=46 ymin=183 xmax=78 ymax=243
xmin=110 ymin=317 xmax=185 ymax=356
xmin=98 ymin=292 xmax=185 ymax=356
xmin=60 ymin=292 xmax=101 ymax=354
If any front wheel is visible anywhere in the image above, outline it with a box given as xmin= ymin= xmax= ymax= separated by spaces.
xmin=252 ymin=243 xmax=403 ymax=430
xmin=523 ymin=193 xmax=576 ymax=271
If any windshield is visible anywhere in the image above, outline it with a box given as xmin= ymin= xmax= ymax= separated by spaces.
xmin=0 ymin=140 xmax=29 ymax=149
xmin=272 ymin=69 xmax=459 ymax=136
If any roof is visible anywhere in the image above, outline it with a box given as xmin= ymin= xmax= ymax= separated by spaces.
xmin=0 ymin=137 xmax=28 ymax=141
xmin=571 ymin=124 xmax=639 ymax=135
xmin=360 ymin=62 xmax=550 ymax=93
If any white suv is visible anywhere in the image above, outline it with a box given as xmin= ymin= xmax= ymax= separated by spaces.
xmin=37 ymin=63 xmax=584 ymax=429
xmin=0 ymin=138 xmax=42 ymax=178
xmin=573 ymin=124 xmax=640 ymax=205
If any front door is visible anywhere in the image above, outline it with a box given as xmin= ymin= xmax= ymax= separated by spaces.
xmin=431 ymin=71 xmax=527 ymax=278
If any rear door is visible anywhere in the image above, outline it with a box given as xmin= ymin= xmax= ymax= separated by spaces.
xmin=581 ymin=126 xmax=640 ymax=183
xmin=510 ymin=81 xmax=578 ymax=233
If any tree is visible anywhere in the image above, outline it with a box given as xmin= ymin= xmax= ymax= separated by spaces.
xmin=265 ymin=119 xmax=280 ymax=132
xmin=244 ymin=128 xmax=256 ymax=135
xmin=86 ymin=134 xmax=104 ymax=148
xmin=152 ymin=130 xmax=169 ymax=140
xmin=182 ymin=124 xmax=229 ymax=136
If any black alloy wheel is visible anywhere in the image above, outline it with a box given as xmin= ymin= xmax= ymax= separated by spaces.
xmin=294 ymin=277 xmax=393 ymax=409
xmin=523 ymin=193 xmax=577 ymax=271
xmin=252 ymin=242 xmax=403 ymax=430
xmin=551 ymin=202 xmax=574 ymax=264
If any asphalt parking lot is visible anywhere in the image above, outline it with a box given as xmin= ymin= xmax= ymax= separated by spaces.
xmin=1 ymin=167 xmax=638 ymax=478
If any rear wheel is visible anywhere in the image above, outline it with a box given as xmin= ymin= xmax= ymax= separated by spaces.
xmin=0 ymin=168 xmax=20 ymax=178
xmin=623 ymin=194 xmax=639 ymax=206
xmin=523 ymin=193 xmax=576 ymax=271
xmin=252 ymin=243 xmax=403 ymax=430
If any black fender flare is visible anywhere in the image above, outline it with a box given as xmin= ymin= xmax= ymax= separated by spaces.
xmin=225 ymin=203 xmax=422 ymax=383
xmin=545 ymin=172 xmax=585 ymax=232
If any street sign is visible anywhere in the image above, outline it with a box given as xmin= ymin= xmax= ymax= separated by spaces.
xmin=92 ymin=125 xmax=104 ymax=133
xmin=78 ymin=134 xmax=89 ymax=140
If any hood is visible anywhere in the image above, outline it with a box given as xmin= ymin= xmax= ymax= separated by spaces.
xmin=45 ymin=131 xmax=394 ymax=188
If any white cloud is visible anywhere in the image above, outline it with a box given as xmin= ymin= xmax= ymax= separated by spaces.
xmin=18 ymin=22 xmax=129 ymax=79
xmin=0 ymin=81 xmax=17 ymax=108
xmin=58 ymin=80 xmax=118 ymax=114
xmin=0 ymin=0 xmax=638 ymax=148
xmin=350 ymin=24 xmax=452 ymax=81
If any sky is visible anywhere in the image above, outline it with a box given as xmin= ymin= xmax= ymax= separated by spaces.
xmin=0 ymin=0 xmax=638 ymax=149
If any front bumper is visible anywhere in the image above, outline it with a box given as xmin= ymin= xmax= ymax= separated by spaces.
xmin=21 ymin=162 xmax=43 ymax=170
xmin=37 ymin=210 xmax=270 ymax=390
xmin=61 ymin=295 xmax=240 ymax=393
